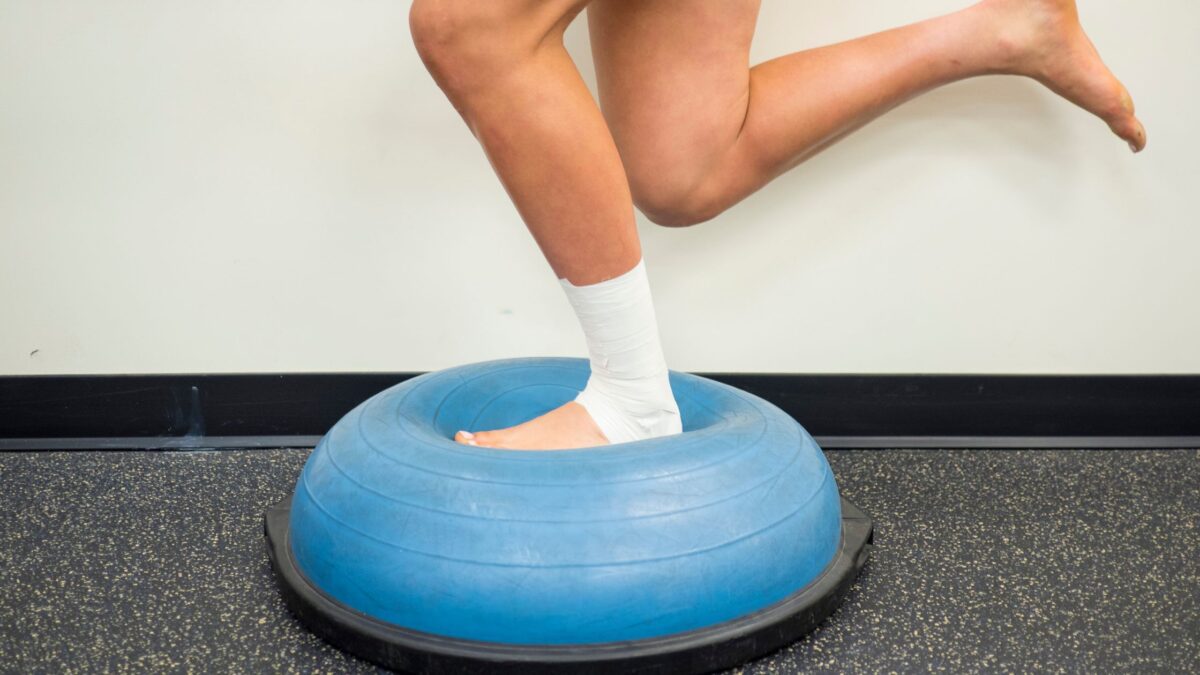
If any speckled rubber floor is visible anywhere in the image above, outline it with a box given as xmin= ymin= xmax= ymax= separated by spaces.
xmin=0 ymin=448 xmax=1196 ymax=673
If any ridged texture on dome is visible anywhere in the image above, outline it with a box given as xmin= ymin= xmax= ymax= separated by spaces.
xmin=289 ymin=357 xmax=842 ymax=645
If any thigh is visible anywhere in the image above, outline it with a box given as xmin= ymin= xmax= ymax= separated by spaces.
xmin=586 ymin=0 xmax=760 ymax=181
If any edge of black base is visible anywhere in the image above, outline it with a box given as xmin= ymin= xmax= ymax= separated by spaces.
xmin=263 ymin=494 xmax=874 ymax=675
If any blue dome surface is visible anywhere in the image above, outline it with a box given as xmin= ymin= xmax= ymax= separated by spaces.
xmin=288 ymin=357 xmax=842 ymax=645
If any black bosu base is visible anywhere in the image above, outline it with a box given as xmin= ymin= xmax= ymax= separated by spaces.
xmin=264 ymin=495 xmax=872 ymax=675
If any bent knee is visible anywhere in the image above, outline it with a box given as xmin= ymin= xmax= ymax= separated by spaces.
xmin=409 ymin=1 xmax=528 ymax=95
xmin=629 ymin=171 xmax=725 ymax=228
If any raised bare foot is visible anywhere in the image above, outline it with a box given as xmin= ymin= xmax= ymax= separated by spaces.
xmin=981 ymin=0 xmax=1146 ymax=151
xmin=453 ymin=401 xmax=610 ymax=450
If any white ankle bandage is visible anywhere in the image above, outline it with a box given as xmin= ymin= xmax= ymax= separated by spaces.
xmin=559 ymin=258 xmax=682 ymax=445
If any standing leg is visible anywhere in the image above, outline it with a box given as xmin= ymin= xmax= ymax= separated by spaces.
xmin=412 ymin=0 xmax=635 ymax=283
xmin=410 ymin=0 xmax=681 ymax=449
xmin=588 ymin=0 xmax=1146 ymax=227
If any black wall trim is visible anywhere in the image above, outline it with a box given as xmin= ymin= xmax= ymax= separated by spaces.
xmin=1 ymin=373 xmax=1198 ymax=449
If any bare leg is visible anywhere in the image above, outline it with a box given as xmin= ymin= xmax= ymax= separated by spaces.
xmin=588 ymin=0 xmax=1146 ymax=226
xmin=410 ymin=0 xmax=657 ymax=450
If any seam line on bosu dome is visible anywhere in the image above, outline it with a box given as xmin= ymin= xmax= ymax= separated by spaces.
xmin=316 ymin=426 xmax=805 ymax=524
xmin=298 ymin=463 xmax=833 ymax=568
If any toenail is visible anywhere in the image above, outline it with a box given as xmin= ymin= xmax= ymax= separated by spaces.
xmin=459 ymin=430 xmax=474 ymax=439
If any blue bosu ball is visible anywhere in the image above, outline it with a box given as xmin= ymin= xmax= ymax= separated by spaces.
xmin=265 ymin=357 xmax=871 ymax=673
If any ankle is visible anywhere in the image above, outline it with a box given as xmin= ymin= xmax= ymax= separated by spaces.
xmin=575 ymin=375 xmax=682 ymax=445
xmin=559 ymin=256 xmax=682 ymax=445
xmin=932 ymin=2 xmax=1027 ymax=78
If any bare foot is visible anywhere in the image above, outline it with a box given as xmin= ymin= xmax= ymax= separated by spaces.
xmin=981 ymin=0 xmax=1146 ymax=151
xmin=453 ymin=401 xmax=610 ymax=450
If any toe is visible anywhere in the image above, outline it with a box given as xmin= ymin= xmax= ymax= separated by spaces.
xmin=471 ymin=430 xmax=500 ymax=447
xmin=1112 ymin=115 xmax=1146 ymax=153
xmin=454 ymin=430 xmax=478 ymax=445
xmin=1130 ymin=119 xmax=1147 ymax=152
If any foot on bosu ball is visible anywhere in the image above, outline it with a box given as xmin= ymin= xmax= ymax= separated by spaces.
xmin=263 ymin=357 xmax=872 ymax=674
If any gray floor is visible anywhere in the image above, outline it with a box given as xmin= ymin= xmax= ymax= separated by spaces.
xmin=0 ymin=448 xmax=1196 ymax=674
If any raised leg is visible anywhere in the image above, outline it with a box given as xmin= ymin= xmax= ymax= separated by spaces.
xmin=410 ymin=0 xmax=678 ymax=450
xmin=588 ymin=0 xmax=1146 ymax=227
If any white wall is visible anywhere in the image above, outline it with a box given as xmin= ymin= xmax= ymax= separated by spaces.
xmin=1 ymin=1 xmax=1196 ymax=375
